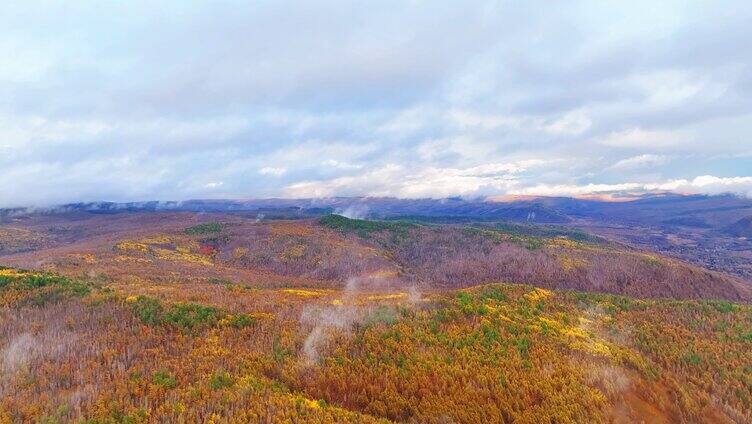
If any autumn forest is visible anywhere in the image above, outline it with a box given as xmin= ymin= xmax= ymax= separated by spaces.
xmin=0 ymin=209 xmax=749 ymax=423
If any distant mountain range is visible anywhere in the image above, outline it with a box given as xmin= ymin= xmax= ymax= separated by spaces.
xmin=3 ymin=192 xmax=751 ymax=230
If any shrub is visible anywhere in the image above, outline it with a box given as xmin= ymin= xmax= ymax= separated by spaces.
xmin=456 ymin=292 xmax=473 ymax=314
xmin=319 ymin=214 xmax=419 ymax=238
xmin=185 ymin=222 xmax=222 ymax=235
xmin=152 ymin=371 xmax=177 ymax=389
xmin=209 ymin=370 xmax=234 ymax=390
xmin=516 ymin=337 xmax=531 ymax=358
xmin=364 ymin=306 xmax=398 ymax=327
xmin=130 ymin=296 xmax=165 ymax=326
xmin=480 ymin=286 xmax=509 ymax=302
xmin=129 ymin=295 xmax=255 ymax=332
xmin=712 ymin=301 xmax=736 ymax=313
xmin=0 ymin=271 xmax=92 ymax=306
xmin=684 ymin=353 xmax=702 ymax=366
xmin=163 ymin=303 xmax=222 ymax=330
xmin=494 ymin=222 xmax=604 ymax=244
xmin=225 ymin=314 xmax=256 ymax=329
xmin=462 ymin=227 xmax=543 ymax=250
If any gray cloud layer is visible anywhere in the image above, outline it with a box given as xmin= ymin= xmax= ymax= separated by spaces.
xmin=1 ymin=0 xmax=751 ymax=206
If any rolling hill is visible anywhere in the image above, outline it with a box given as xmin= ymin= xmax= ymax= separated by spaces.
xmin=4 ymin=193 xmax=750 ymax=280
xmin=725 ymin=216 xmax=752 ymax=238
xmin=1 ymin=207 xmax=751 ymax=422
xmin=0 ymin=212 xmax=749 ymax=302
xmin=1 ymin=266 xmax=751 ymax=422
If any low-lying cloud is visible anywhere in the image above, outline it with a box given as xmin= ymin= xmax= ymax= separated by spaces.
xmin=509 ymin=175 xmax=752 ymax=198
xmin=299 ymin=273 xmax=420 ymax=365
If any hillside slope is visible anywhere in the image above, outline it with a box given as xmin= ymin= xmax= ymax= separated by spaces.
xmin=318 ymin=215 xmax=752 ymax=302
xmin=1 ymin=267 xmax=750 ymax=422
xmin=725 ymin=216 xmax=752 ymax=238
xmin=1 ymin=213 xmax=750 ymax=302
xmin=4 ymin=194 xmax=751 ymax=281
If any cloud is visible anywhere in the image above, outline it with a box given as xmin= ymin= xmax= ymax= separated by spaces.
xmin=510 ymin=175 xmax=752 ymax=198
xmin=284 ymin=160 xmax=547 ymax=198
xmin=258 ymin=167 xmax=287 ymax=176
xmin=649 ymin=175 xmax=752 ymax=195
xmin=510 ymin=182 xmax=645 ymax=197
xmin=610 ymin=154 xmax=669 ymax=170
xmin=322 ymin=159 xmax=362 ymax=170
xmin=598 ymin=128 xmax=690 ymax=149
xmin=544 ymin=110 xmax=592 ymax=135
xmin=447 ymin=109 xmax=528 ymax=131
xmin=0 ymin=1 xmax=751 ymax=205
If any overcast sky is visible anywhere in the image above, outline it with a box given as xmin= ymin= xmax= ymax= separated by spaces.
xmin=2 ymin=0 xmax=752 ymax=206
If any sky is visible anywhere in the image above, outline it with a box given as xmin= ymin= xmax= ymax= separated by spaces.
xmin=1 ymin=0 xmax=752 ymax=207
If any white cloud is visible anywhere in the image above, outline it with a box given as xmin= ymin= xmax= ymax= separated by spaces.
xmin=259 ymin=167 xmax=287 ymax=176
xmin=322 ymin=159 xmax=362 ymax=170
xmin=447 ymin=109 xmax=528 ymax=131
xmin=0 ymin=115 xmax=111 ymax=150
xmin=510 ymin=182 xmax=644 ymax=197
xmin=647 ymin=175 xmax=752 ymax=195
xmin=610 ymin=154 xmax=669 ymax=170
xmin=599 ymin=128 xmax=690 ymax=149
xmin=396 ymin=167 xmax=520 ymax=198
xmin=267 ymin=140 xmax=377 ymax=169
xmin=285 ymin=164 xmax=405 ymax=198
xmin=629 ymin=70 xmax=727 ymax=108
xmin=544 ymin=110 xmax=592 ymax=135
xmin=447 ymin=109 xmax=591 ymax=136
xmin=283 ymin=160 xmax=550 ymax=198
xmin=509 ymin=175 xmax=752 ymax=198
xmin=377 ymin=105 xmax=433 ymax=134
xmin=460 ymin=160 xmax=549 ymax=176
